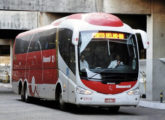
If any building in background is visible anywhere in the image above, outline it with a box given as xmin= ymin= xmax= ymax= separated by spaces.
xmin=0 ymin=0 xmax=164 ymax=101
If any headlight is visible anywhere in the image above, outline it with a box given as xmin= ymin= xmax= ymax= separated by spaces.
xmin=76 ymin=86 xmax=93 ymax=95
xmin=127 ymin=88 xmax=139 ymax=95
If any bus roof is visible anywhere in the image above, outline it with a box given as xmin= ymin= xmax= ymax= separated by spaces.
xmin=16 ymin=13 xmax=134 ymax=39
xmin=51 ymin=13 xmax=133 ymax=34
xmin=51 ymin=13 xmax=123 ymax=27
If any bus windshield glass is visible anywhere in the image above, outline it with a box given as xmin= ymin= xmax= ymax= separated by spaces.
xmin=78 ymin=31 xmax=138 ymax=82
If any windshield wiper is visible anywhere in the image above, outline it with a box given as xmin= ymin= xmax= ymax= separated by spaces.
xmin=87 ymin=69 xmax=107 ymax=80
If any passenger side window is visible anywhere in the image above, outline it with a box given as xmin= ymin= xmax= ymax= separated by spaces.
xmin=15 ymin=36 xmax=30 ymax=54
xmin=34 ymin=41 xmax=40 ymax=51
xmin=39 ymin=29 xmax=56 ymax=50
xmin=15 ymin=28 xmax=56 ymax=54
xmin=15 ymin=38 xmax=23 ymax=54
xmin=29 ymin=33 xmax=40 ymax=52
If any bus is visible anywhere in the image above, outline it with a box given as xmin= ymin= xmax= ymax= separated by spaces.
xmin=12 ymin=13 xmax=148 ymax=112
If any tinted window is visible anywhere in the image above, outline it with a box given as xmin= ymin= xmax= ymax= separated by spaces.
xmin=29 ymin=33 xmax=40 ymax=52
xmin=15 ymin=36 xmax=30 ymax=54
xmin=28 ymin=29 xmax=56 ymax=52
xmin=59 ymin=28 xmax=75 ymax=74
xmin=70 ymin=43 xmax=75 ymax=74
xmin=39 ymin=29 xmax=56 ymax=50
xmin=15 ymin=28 xmax=56 ymax=54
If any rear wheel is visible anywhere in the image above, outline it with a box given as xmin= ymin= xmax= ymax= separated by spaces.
xmin=21 ymin=84 xmax=30 ymax=102
xmin=21 ymin=87 xmax=24 ymax=101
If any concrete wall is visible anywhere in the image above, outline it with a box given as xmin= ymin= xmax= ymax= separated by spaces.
xmin=38 ymin=13 xmax=63 ymax=27
xmin=0 ymin=0 xmax=152 ymax=30
xmin=0 ymin=0 xmax=96 ymax=12
xmin=0 ymin=0 xmax=152 ymax=14
xmin=0 ymin=11 xmax=38 ymax=30
xmin=103 ymin=0 xmax=151 ymax=14
xmin=146 ymin=0 xmax=165 ymax=101
xmin=0 ymin=11 xmax=65 ymax=30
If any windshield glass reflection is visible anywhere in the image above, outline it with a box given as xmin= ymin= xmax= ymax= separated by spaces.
xmin=78 ymin=31 xmax=138 ymax=82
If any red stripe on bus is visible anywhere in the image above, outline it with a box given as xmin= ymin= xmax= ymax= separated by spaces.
xmin=81 ymin=79 xmax=136 ymax=94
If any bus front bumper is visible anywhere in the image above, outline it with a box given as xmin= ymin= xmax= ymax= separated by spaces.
xmin=76 ymin=91 xmax=140 ymax=107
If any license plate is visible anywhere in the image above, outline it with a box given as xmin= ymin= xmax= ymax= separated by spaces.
xmin=105 ymin=98 xmax=115 ymax=103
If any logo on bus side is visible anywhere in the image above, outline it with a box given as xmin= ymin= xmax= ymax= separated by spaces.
xmin=43 ymin=56 xmax=51 ymax=63
xmin=42 ymin=56 xmax=55 ymax=63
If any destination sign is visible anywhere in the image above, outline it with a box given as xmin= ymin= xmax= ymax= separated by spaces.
xmin=93 ymin=32 xmax=125 ymax=39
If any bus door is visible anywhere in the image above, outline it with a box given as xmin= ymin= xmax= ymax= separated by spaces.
xmin=26 ymin=33 xmax=42 ymax=97
xmin=58 ymin=28 xmax=76 ymax=103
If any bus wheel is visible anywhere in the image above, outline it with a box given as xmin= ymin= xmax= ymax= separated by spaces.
xmin=21 ymin=84 xmax=30 ymax=102
xmin=59 ymin=92 xmax=67 ymax=110
xmin=108 ymin=106 xmax=120 ymax=113
xmin=21 ymin=91 xmax=24 ymax=101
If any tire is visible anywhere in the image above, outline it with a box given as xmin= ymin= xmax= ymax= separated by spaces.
xmin=21 ymin=87 xmax=25 ymax=101
xmin=108 ymin=106 xmax=120 ymax=113
xmin=21 ymin=84 xmax=30 ymax=102
xmin=58 ymin=92 xmax=67 ymax=110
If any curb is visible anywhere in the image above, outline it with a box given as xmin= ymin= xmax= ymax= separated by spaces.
xmin=139 ymin=100 xmax=165 ymax=110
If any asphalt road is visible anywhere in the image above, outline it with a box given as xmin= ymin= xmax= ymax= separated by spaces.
xmin=0 ymin=88 xmax=165 ymax=120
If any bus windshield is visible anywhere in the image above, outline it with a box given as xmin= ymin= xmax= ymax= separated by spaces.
xmin=78 ymin=31 xmax=138 ymax=83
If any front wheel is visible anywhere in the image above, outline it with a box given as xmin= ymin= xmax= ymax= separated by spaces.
xmin=58 ymin=92 xmax=67 ymax=110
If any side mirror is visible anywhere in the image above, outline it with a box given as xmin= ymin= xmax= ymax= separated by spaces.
xmin=134 ymin=29 xmax=149 ymax=49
